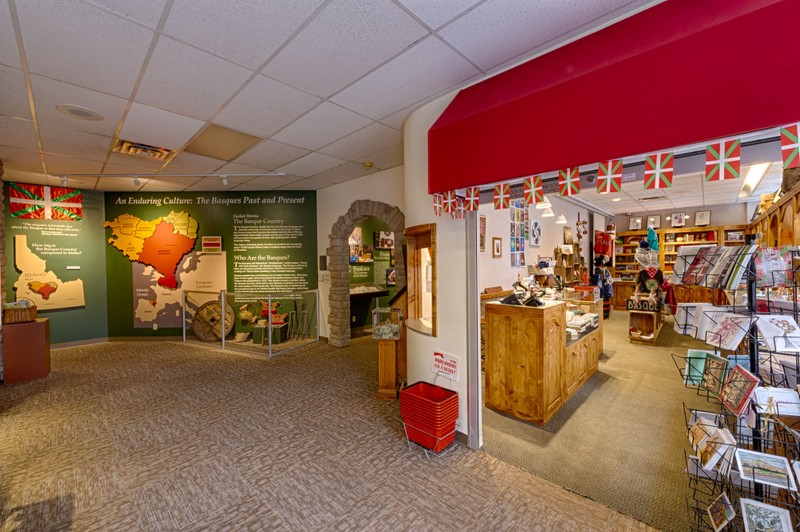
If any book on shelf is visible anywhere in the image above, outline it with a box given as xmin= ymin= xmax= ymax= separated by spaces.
xmin=755 ymin=314 xmax=800 ymax=353
xmin=753 ymin=386 xmax=800 ymax=416
xmin=719 ymin=364 xmax=759 ymax=416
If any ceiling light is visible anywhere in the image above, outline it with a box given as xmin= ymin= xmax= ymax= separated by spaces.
xmin=541 ymin=207 xmax=554 ymax=217
xmin=555 ymin=214 xmax=567 ymax=224
xmin=221 ymin=175 xmax=228 ymax=186
xmin=56 ymin=103 xmax=104 ymax=121
xmin=536 ymin=195 xmax=552 ymax=209
xmin=60 ymin=175 xmax=68 ymax=187
xmin=133 ymin=176 xmax=141 ymax=187
xmin=612 ymin=197 xmax=621 ymax=202
xmin=738 ymin=162 xmax=771 ymax=198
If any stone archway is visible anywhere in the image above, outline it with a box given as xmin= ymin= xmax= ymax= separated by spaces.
xmin=327 ymin=200 xmax=405 ymax=347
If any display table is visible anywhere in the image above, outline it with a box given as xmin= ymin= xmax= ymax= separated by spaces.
xmin=628 ymin=309 xmax=663 ymax=345
xmin=3 ymin=318 xmax=51 ymax=384
xmin=252 ymin=322 xmax=289 ymax=345
xmin=484 ymin=299 xmax=603 ymax=425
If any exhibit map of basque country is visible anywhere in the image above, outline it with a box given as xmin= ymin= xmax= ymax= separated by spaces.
xmin=4 ymin=182 xmax=317 ymax=342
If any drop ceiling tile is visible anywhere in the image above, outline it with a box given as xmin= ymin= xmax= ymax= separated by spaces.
xmin=165 ymin=0 xmax=324 ymax=69
xmin=30 ymin=74 xmax=127 ymax=136
xmin=311 ymin=162 xmax=371 ymax=184
xmin=136 ymin=37 xmax=253 ymax=121
xmin=96 ymin=176 xmax=150 ymax=191
xmin=0 ymin=145 xmax=44 ymax=173
xmin=163 ymin=152 xmax=225 ymax=173
xmin=89 ymin=0 xmax=169 ymax=28
xmin=379 ymin=103 xmax=418 ymax=129
xmin=16 ymin=0 xmax=154 ymax=98
xmin=0 ymin=1 xmax=19 ymax=68
xmin=231 ymin=175 xmax=304 ymax=191
xmin=318 ymin=122 xmax=400 ymax=161
xmin=233 ymin=139 xmax=309 ymax=170
xmin=214 ymin=74 xmax=321 ymax=138
xmin=39 ymin=124 xmax=112 ymax=161
xmin=140 ymin=176 xmax=201 ymax=191
xmin=0 ymin=66 xmax=31 ymax=119
xmin=332 ymin=36 xmax=480 ymax=120
xmin=397 ymin=0 xmax=483 ymax=29
xmin=272 ymin=102 xmax=371 ymax=150
xmin=120 ymin=102 xmax=204 ymax=150
xmin=104 ymin=152 xmax=165 ymax=173
xmin=43 ymin=153 xmax=104 ymax=175
xmin=275 ymin=152 xmax=347 ymax=178
xmin=439 ymin=0 xmax=641 ymax=71
xmin=361 ymin=143 xmax=405 ymax=170
xmin=275 ymin=177 xmax=326 ymax=190
xmin=0 ymin=117 xmax=37 ymax=150
xmin=184 ymin=175 xmax=253 ymax=191
xmin=262 ymin=0 xmax=428 ymax=97
xmin=216 ymin=161 xmax=278 ymax=178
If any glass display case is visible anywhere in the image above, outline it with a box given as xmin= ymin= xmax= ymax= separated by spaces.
xmin=372 ymin=307 xmax=403 ymax=340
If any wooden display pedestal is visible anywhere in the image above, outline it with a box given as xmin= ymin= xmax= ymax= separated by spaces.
xmin=628 ymin=309 xmax=663 ymax=345
xmin=2 ymin=318 xmax=51 ymax=384
xmin=377 ymin=339 xmax=398 ymax=400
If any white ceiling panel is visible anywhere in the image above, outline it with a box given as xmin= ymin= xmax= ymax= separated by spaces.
xmin=163 ymin=152 xmax=225 ymax=174
xmin=184 ymin=174 xmax=253 ymax=191
xmin=30 ymin=74 xmax=127 ymax=136
xmin=0 ymin=117 xmax=37 ymax=150
xmin=361 ymin=144 xmax=405 ymax=170
xmin=119 ymin=102 xmax=204 ymax=150
xmin=318 ymin=122 xmax=400 ymax=161
xmin=135 ymin=37 xmax=253 ymax=121
xmin=311 ymin=162 xmax=371 ymax=185
xmin=379 ymin=103 xmax=418 ymax=130
xmin=38 ymin=124 xmax=112 ymax=160
xmin=0 ymin=1 xmax=20 ymax=68
xmin=233 ymin=139 xmax=310 ymax=170
xmin=231 ymin=175 xmax=304 ymax=191
xmin=214 ymin=74 xmax=321 ymax=138
xmin=61 ymin=176 xmax=100 ymax=190
xmin=96 ymin=176 xmax=151 ymax=191
xmin=272 ymin=102 xmax=371 ymax=150
xmin=332 ymin=36 xmax=480 ymax=120
xmin=139 ymin=175 xmax=201 ymax=191
xmin=215 ymin=161 xmax=279 ymax=177
xmin=89 ymin=0 xmax=169 ymax=28
xmin=276 ymin=177 xmax=327 ymax=190
xmin=397 ymin=0 xmax=483 ymax=29
xmin=439 ymin=0 xmax=650 ymax=71
xmin=104 ymin=152 xmax=165 ymax=174
xmin=262 ymin=0 xmax=428 ymax=97
xmin=43 ymin=153 xmax=104 ymax=175
xmin=0 ymin=145 xmax=44 ymax=173
xmin=275 ymin=152 xmax=348 ymax=178
xmin=0 ymin=66 xmax=31 ymax=119
xmin=16 ymin=0 xmax=154 ymax=98
xmin=164 ymin=0 xmax=324 ymax=69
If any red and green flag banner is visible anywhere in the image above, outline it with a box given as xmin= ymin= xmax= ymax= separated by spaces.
xmin=443 ymin=190 xmax=457 ymax=213
xmin=9 ymin=182 xmax=83 ymax=221
xmin=451 ymin=197 xmax=465 ymax=219
xmin=597 ymin=160 xmax=623 ymax=193
xmin=465 ymin=186 xmax=480 ymax=211
xmin=781 ymin=124 xmax=800 ymax=169
xmin=558 ymin=167 xmax=580 ymax=196
xmin=643 ymin=152 xmax=674 ymax=189
xmin=493 ymin=183 xmax=510 ymax=209
xmin=705 ymin=139 xmax=740 ymax=181
xmin=432 ymin=193 xmax=443 ymax=216
xmin=523 ymin=175 xmax=543 ymax=204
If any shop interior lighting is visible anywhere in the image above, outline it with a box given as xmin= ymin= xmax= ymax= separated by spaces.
xmin=541 ymin=207 xmax=554 ymax=217
xmin=738 ymin=162 xmax=770 ymax=198
xmin=612 ymin=197 xmax=621 ymax=202
xmin=221 ymin=175 xmax=228 ymax=186
xmin=133 ymin=176 xmax=141 ymax=187
xmin=60 ymin=175 xmax=68 ymax=187
xmin=555 ymin=213 xmax=567 ymax=224
xmin=536 ymin=195 xmax=552 ymax=209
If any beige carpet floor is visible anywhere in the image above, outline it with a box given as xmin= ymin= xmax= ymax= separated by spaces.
xmin=483 ymin=310 xmax=711 ymax=532
xmin=0 ymin=337 xmax=653 ymax=531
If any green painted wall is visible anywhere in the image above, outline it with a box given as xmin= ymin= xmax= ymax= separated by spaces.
xmin=348 ymin=216 xmax=397 ymax=328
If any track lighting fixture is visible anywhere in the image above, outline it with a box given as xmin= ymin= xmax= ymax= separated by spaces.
xmin=60 ymin=175 xmax=68 ymax=187
xmin=133 ymin=176 xmax=141 ymax=187
xmin=221 ymin=175 xmax=228 ymax=186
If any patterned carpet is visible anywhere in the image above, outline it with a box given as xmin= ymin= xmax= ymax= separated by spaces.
xmin=0 ymin=338 xmax=652 ymax=531
xmin=483 ymin=311 xmax=710 ymax=532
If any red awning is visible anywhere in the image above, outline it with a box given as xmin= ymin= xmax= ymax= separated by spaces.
xmin=428 ymin=0 xmax=800 ymax=194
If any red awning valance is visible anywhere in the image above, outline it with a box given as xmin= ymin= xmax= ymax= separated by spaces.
xmin=428 ymin=0 xmax=800 ymax=194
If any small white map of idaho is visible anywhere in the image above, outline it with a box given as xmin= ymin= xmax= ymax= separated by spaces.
xmin=14 ymin=234 xmax=85 ymax=310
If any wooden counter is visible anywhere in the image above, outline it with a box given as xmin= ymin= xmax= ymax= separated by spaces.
xmin=484 ymin=300 xmax=603 ymax=425
xmin=3 ymin=318 xmax=51 ymax=384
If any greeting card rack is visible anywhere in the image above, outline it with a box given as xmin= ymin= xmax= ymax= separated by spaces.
xmin=672 ymin=241 xmax=800 ymax=530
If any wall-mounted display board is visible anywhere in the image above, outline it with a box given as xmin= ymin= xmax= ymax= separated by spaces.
xmin=4 ymin=183 xmax=109 ymax=344
xmin=103 ymin=191 xmax=316 ymax=337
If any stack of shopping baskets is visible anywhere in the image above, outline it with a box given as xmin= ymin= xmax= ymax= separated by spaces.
xmin=399 ymin=382 xmax=458 ymax=453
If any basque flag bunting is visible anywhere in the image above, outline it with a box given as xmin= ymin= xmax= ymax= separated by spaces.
xmin=597 ymin=160 xmax=622 ymax=193
xmin=493 ymin=183 xmax=510 ymax=209
xmin=523 ymin=175 xmax=543 ymax=204
xmin=781 ymin=124 xmax=800 ymax=169
xmin=432 ymin=193 xmax=443 ymax=216
xmin=643 ymin=152 xmax=674 ymax=189
xmin=558 ymin=168 xmax=580 ymax=196
xmin=705 ymin=139 xmax=740 ymax=181
xmin=465 ymin=186 xmax=480 ymax=211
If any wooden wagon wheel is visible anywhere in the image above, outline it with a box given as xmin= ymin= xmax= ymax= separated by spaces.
xmin=192 ymin=301 xmax=235 ymax=342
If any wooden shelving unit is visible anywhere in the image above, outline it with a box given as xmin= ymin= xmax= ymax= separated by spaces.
xmin=660 ymin=226 xmax=721 ymax=276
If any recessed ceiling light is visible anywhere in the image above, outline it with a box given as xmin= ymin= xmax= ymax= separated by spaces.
xmin=612 ymin=197 xmax=621 ymax=202
xmin=56 ymin=103 xmax=104 ymax=121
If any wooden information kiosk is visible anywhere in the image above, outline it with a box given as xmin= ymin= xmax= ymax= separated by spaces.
xmin=2 ymin=318 xmax=51 ymax=384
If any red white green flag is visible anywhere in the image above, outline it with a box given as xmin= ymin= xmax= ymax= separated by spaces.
xmin=558 ymin=168 xmax=580 ymax=196
xmin=781 ymin=124 xmax=800 ymax=169
xmin=643 ymin=152 xmax=674 ymax=189
xmin=9 ymin=182 xmax=83 ymax=221
xmin=451 ymin=197 xmax=465 ymax=219
xmin=523 ymin=175 xmax=543 ymax=204
xmin=432 ymin=193 xmax=443 ymax=216
xmin=705 ymin=139 xmax=740 ymax=181
xmin=443 ymin=190 xmax=457 ymax=213
xmin=465 ymin=186 xmax=480 ymax=211
xmin=597 ymin=160 xmax=623 ymax=193
xmin=493 ymin=183 xmax=510 ymax=209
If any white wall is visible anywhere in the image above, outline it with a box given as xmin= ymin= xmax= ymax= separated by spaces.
xmin=613 ymin=203 xmax=747 ymax=231
xmin=316 ymin=166 xmax=405 ymax=337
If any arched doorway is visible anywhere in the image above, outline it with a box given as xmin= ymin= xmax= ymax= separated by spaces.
xmin=327 ymin=200 xmax=405 ymax=347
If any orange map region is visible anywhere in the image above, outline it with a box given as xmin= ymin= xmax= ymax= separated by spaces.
xmin=28 ymin=281 xmax=58 ymax=300
xmin=137 ymin=221 xmax=196 ymax=289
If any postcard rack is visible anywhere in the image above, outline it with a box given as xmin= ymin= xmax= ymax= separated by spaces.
xmin=672 ymin=241 xmax=800 ymax=530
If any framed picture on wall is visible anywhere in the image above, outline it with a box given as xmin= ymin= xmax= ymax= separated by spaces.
xmin=492 ymin=237 xmax=502 ymax=258
xmin=647 ymin=215 xmax=661 ymax=229
xmin=479 ymin=215 xmax=486 ymax=251
xmin=671 ymin=212 xmax=686 ymax=228
xmin=629 ymin=216 xmax=642 ymax=230
xmin=530 ymin=220 xmax=542 ymax=247
xmin=695 ymin=210 xmax=711 ymax=226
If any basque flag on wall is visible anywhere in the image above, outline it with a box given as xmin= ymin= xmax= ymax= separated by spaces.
xmin=705 ymin=139 xmax=740 ymax=181
xmin=643 ymin=152 xmax=674 ymax=189
xmin=9 ymin=182 xmax=83 ymax=221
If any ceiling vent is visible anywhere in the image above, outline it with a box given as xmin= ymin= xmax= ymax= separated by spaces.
xmin=638 ymin=195 xmax=665 ymax=202
xmin=113 ymin=139 xmax=173 ymax=161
